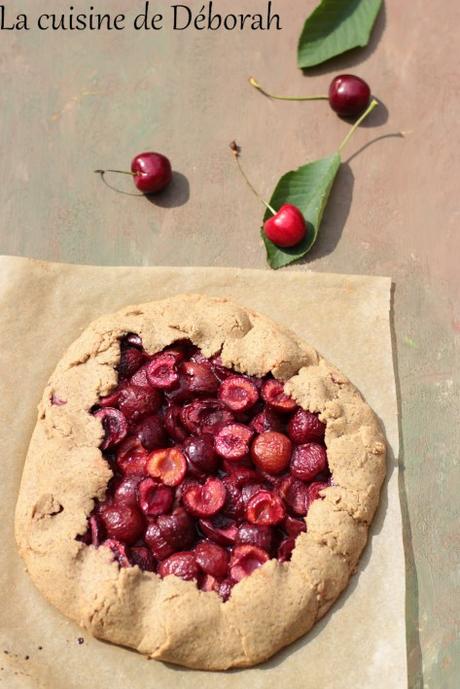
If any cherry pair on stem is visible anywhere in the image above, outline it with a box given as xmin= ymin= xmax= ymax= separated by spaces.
xmin=231 ymin=97 xmax=378 ymax=248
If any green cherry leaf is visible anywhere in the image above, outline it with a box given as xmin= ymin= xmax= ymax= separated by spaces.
xmin=297 ymin=0 xmax=382 ymax=69
xmin=262 ymin=152 xmax=341 ymax=269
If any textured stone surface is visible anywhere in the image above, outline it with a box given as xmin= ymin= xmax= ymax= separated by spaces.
xmin=0 ymin=0 xmax=458 ymax=686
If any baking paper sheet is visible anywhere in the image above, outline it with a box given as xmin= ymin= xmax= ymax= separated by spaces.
xmin=0 ymin=256 xmax=406 ymax=689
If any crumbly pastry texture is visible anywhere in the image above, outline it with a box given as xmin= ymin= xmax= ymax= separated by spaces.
xmin=15 ymin=294 xmax=386 ymax=670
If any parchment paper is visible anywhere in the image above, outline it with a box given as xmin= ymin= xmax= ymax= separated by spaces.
xmin=0 ymin=256 xmax=407 ymax=689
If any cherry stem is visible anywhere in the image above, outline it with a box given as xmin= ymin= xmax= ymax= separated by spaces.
xmin=230 ymin=142 xmax=276 ymax=216
xmin=249 ymin=77 xmax=328 ymax=102
xmin=94 ymin=168 xmax=137 ymax=177
xmin=337 ymin=99 xmax=379 ymax=153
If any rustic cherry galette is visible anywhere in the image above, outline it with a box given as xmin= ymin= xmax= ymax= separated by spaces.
xmin=15 ymin=294 xmax=386 ymax=670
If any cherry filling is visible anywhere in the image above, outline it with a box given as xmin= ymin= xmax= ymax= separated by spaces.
xmin=80 ymin=336 xmax=332 ymax=600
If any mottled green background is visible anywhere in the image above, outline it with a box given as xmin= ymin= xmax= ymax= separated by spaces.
xmin=0 ymin=1 xmax=458 ymax=687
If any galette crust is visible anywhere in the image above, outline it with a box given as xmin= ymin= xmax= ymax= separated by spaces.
xmin=15 ymin=294 xmax=386 ymax=670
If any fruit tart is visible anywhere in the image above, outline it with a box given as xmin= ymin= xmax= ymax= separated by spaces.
xmin=15 ymin=294 xmax=386 ymax=670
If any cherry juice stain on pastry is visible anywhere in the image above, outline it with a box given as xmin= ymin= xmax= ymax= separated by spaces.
xmin=80 ymin=336 xmax=331 ymax=600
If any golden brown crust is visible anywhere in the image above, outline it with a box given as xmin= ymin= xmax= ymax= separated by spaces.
xmin=14 ymin=294 xmax=386 ymax=670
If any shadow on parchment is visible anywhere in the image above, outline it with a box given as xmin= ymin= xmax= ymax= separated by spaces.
xmin=389 ymin=284 xmax=425 ymax=689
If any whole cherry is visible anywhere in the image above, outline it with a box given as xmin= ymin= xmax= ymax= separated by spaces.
xmin=95 ymin=151 xmax=172 ymax=195
xmin=263 ymin=204 xmax=307 ymax=248
xmin=328 ymin=75 xmax=371 ymax=118
xmin=251 ymin=431 xmax=292 ymax=474
xmin=230 ymin=141 xmax=307 ymax=249
xmin=249 ymin=74 xmax=372 ymax=119
xmin=131 ymin=152 xmax=172 ymax=193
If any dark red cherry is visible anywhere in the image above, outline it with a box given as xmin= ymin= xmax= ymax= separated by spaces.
xmin=129 ymin=545 xmax=156 ymax=571
xmin=94 ymin=408 xmax=127 ymax=449
xmin=117 ymin=385 xmax=162 ymax=423
xmin=182 ymin=477 xmax=226 ymax=518
xmin=181 ymin=399 xmax=234 ymax=436
xmin=246 ymin=490 xmax=285 ymax=526
xmin=261 ymin=379 xmax=297 ymax=413
xmin=138 ymin=478 xmax=174 ymax=517
xmin=199 ymin=515 xmax=238 ymax=546
xmin=277 ymin=537 xmax=296 ymax=562
xmin=195 ymin=541 xmax=229 ymax=578
xmin=290 ymin=443 xmax=327 ymax=482
xmin=236 ymin=523 xmax=272 ymax=551
xmin=157 ymin=507 xmax=196 ymax=550
xmin=99 ymin=503 xmax=144 ymax=545
xmin=115 ymin=437 xmax=150 ymax=476
xmin=277 ymin=476 xmax=310 ymax=516
xmin=131 ymin=152 xmax=172 ymax=194
xmin=229 ymin=545 xmax=269 ymax=582
xmin=283 ymin=514 xmax=307 ymax=538
xmin=146 ymin=353 xmax=179 ymax=390
xmin=328 ymin=75 xmax=371 ymax=118
xmin=218 ymin=376 xmax=259 ymax=412
xmin=145 ymin=522 xmax=175 ymax=560
xmin=113 ymin=476 xmax=142 ymax=506
xmin=182 ymin=435 xmax=218 ymax=477
xmin=180 ymin=361 xmax=219 ymax=395
xmin=215 ymin=423 xmax=253 ymax=461
xmin=158 ymin=551 xmax=199 ymax=581
xmin=134 ymin=414 xmax=167 ymax=450
xmin=288 ymin=408 xmax=325 ymax=445
xmin=117 ymin=346 xmax=146 ymax=380
xmin=249 ymin=408 xmax=284 ymax=434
